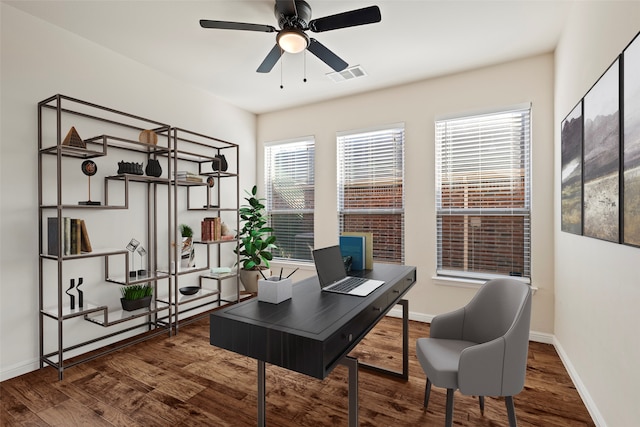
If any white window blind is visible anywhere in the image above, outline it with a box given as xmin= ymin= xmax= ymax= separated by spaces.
xmin=265 ymin=138 xmax=315 ymax=261
xmin=436 ymin=106 xmax=531 ymax=280
xmin=337 ymin=125 xmax=405 ymax=263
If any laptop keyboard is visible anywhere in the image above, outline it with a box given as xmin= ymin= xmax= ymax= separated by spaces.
xmin=330 ymin=276 xmax=368 ymax=293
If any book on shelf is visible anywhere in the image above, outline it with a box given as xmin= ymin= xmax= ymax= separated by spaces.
xmin=201 ymin=217 xmax=221 ymax=241
xmin=174 ymin=171 xmax=203 ymax=183
xmin=339 ymin=235 xmax=366 ymax=271
xmin=47 ymin=217 xmax=92 ymax=255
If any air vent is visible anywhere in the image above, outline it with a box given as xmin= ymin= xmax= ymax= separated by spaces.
xmin=326 ymin=65 xmax=367 ymax=83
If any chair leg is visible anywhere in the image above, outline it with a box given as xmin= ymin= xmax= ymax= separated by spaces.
xmin=445 ymin=389 xmax=454 ymax=427
xmin=478 ymin=395 xmax=485 ymax=415
xmin=424 ymin=378 xmax=432 ymax=409
xmin=505 ymin=396 xmax=517 ymax=427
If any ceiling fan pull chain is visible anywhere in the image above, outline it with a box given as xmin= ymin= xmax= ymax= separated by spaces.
xmin=280 ymin=47 xmax=284 ymax=89
xmin=303 ymin=50 xmax=307 ymax=83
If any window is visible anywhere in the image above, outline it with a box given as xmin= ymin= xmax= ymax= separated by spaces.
xmin=265 ymin=138 xmax=315 ymax=261
xmin=435 ymin=105 xmax=531 ymax=281
xmin=337 ymin=125 xmax=405 ymax=263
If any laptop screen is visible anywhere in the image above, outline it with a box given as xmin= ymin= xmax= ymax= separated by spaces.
xmin=313 ymin=245 xmax=347 ymax=287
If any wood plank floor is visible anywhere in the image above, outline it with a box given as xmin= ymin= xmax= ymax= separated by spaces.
xmin=1 ymin=315 xmax=595 ymax=426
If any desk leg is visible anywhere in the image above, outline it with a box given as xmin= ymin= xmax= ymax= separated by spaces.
xmin=257 ymin=360 xmax=266 ymax=427
xmin=340 ymin=356 xmax=359 ymax=427
xmin=358 ymin=299 xmax=409 ymax=380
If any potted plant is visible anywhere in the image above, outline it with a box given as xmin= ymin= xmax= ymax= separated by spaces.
xmin=179 ymin=223 xmax=195 ymax=268
xmin=235 ymin=185 xmax=277 ymax=293
xmin=120 ymin=284 xmax=153 ymax=311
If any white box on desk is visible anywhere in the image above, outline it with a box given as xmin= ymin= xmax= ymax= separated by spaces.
xmin=258 ymin=276 xmax=292 ymax=304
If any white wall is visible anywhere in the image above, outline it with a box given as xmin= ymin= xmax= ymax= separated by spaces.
xmin=0 ymin=4 xmax=257 ymax=380
xmin=554 ymin=2 xmax=640 ymax=426
xmin=258 ymin=53 xmax=556 ymax=336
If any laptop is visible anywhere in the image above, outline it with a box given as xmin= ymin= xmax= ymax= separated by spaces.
xmin=312 ymin=245 xmax=385 ymax=297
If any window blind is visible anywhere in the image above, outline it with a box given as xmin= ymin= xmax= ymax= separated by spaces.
xmin=337 ymin=125 xmax=405 ymax=263
xmin=265 ymin=138 xmax=315 ymax=261
xmin=436 ymin=107 xmax=531 ymax=279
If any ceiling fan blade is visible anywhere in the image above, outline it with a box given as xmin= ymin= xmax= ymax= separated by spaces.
xmin=307 ymin=39 xmax=348 ymax=72
xmin=200 ymin=20 xmax=276 ymax=33
xmin=308 ymin=6 xmax=381 ymax=32
xmin=275 ymin=0 xmax=297 ymax=17
xmin=257 ymin=44 xmax=283 ymax=73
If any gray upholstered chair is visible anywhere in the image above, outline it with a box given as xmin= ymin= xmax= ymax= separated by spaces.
xmin=416 ymin=278 xmax=532 ymax=427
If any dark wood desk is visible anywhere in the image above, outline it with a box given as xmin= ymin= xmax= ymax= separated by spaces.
xmin=210 ymin=263 xmax=416 ymax=426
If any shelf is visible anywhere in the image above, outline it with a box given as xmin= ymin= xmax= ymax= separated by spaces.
xmin=42 ymin=302 xmax=107 ymax=320
xmin=194 ymin=238 xmax=238 ymax=245
xmin=200 ymin=272 xmax=238 ymax=281
xmin=84 ymin=134 xmax=170 ymax=155
xmin=84 ymin=303 xmax=169 ymax=327
xmin=40 ymin=144 xmax=106 ymax=159
xmin=106 ymin=270 xmax=171 ymax=286
xmin=40 ymin=248 xmax=128 ymax=261
xmin=157 ymin=265 xmax=210 ymax=276
xmin=156 ymin=287 xmax=221 ymax=306
xmin=107 ymin=174 xmax=171 ymax=185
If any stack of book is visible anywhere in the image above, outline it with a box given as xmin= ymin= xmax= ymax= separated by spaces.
xmin=47 ymin=217 xmax=92 ymax=256
xmin=201 ymin=217 xmax=222 ymax=241
xmin=174 ymin=171 xmax=203 ymax=183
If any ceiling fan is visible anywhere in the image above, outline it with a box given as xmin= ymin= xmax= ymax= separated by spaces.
xmin=200 ymin=0 xmax=381 ymax=73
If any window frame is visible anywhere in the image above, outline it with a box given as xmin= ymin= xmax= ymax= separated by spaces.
xmin=264 ymin=136 xmax=315 ymax=262
xmin=337 ymin=124 xmax=405 ymax=264
xmin=435 ymin=104 xmax=532 ymax=283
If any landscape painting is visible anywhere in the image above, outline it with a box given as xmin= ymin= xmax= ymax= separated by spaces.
xmin=624 ymin=33 xmax=640 ymax=246
xmin=583 ymin=59 xmax=620 ymax=243
xmin=561 ymin=101 xmax=583 ymax=235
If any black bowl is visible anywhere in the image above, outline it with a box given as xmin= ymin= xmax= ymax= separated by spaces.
xmin=179 ymin=286 xmax=200 ymax=296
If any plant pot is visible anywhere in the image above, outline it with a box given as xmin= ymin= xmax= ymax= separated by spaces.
xmin=120 ymin=295 xmax=152 ymax=312
xmin=239 ymin=268 xmax=271 ymax=293
xmin=145 ymin=159 xmax=162 ymax=177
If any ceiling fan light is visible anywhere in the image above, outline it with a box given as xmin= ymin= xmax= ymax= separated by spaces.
xmin=277 ymin=29 xmax=309 ymax=54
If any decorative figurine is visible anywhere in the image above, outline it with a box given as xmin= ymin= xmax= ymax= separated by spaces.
xmin=126 ymin=238 xmax=141 ymax=278
xmin=66 ymin=278 xmax=76 ymax=309
xmin=76 ymin=277 xmax=84 ymax=307
xmin=78 ymin=160 xmax=101 ymax=206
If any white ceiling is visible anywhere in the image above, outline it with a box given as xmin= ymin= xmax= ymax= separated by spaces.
xmin=6 ymin=0 xmax=573 ymax=114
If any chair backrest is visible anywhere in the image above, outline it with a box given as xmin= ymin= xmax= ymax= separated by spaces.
xmin=461 ymin=278 xmax=531 ymax=345
xmin=460 ymin=278 xmax=532 ymax=395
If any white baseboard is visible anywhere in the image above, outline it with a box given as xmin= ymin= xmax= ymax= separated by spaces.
xmin=385 ymin=311 xmax=603 ymax=426
xmin=553 ymin=337 xmax=606 ymax=427
xmin=1 ymin=358 xmax=40 ymax=382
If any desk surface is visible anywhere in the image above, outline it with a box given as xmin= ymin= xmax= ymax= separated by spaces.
xmin=210 ymin=263 xmax=416 ymax=379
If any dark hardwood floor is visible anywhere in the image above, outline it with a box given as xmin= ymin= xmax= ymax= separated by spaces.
xmin=1 ymin=315 xmax=594 ymax=426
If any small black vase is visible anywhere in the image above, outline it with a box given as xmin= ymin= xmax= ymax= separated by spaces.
xmin=212 ymin=154 xmax=228 ymax=172
xmin=145 ymin=159 xmax=162 ymax=177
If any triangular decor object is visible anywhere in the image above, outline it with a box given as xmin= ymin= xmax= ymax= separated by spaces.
xmin=62 ymin=126 xmax=86 ymax=148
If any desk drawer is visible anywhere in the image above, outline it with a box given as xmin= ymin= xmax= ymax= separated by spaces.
xmin=323 ymin=292 xmax=388 ymax=372
xmin=387 ymin=270 xmax=416 ymax=305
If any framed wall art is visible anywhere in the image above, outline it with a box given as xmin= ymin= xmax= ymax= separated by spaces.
xmin=582 ymin=59 xmax=620 ymax=243
xmin=561 ymin=101 xmax=583 ymax=235
xmin=623 ymin=33 xmax=640 ymax=247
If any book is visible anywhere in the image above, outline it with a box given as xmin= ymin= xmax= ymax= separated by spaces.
xmin=70 ymin=218 xmax=80 ymax=254
xmin=339 ymin=235 xmax=366 ymax=271
xmin=80 ymin=219 xmax=92 ymax=253
xmin=341 ymin=232 xmax=374 ymax=269
xmin=201 ymin=217 xmax=221 ymax=241
xmin=63 ymin=217 xmax=71 ymax=256
xmin=47 ymin=217 xmax=60 ymax=256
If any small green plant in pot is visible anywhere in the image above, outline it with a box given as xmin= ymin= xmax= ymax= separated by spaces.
xmin=235 ymin=185 xmax=277 ymax=293
xmin=120 ymin=284 xmax=153 ymax=311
